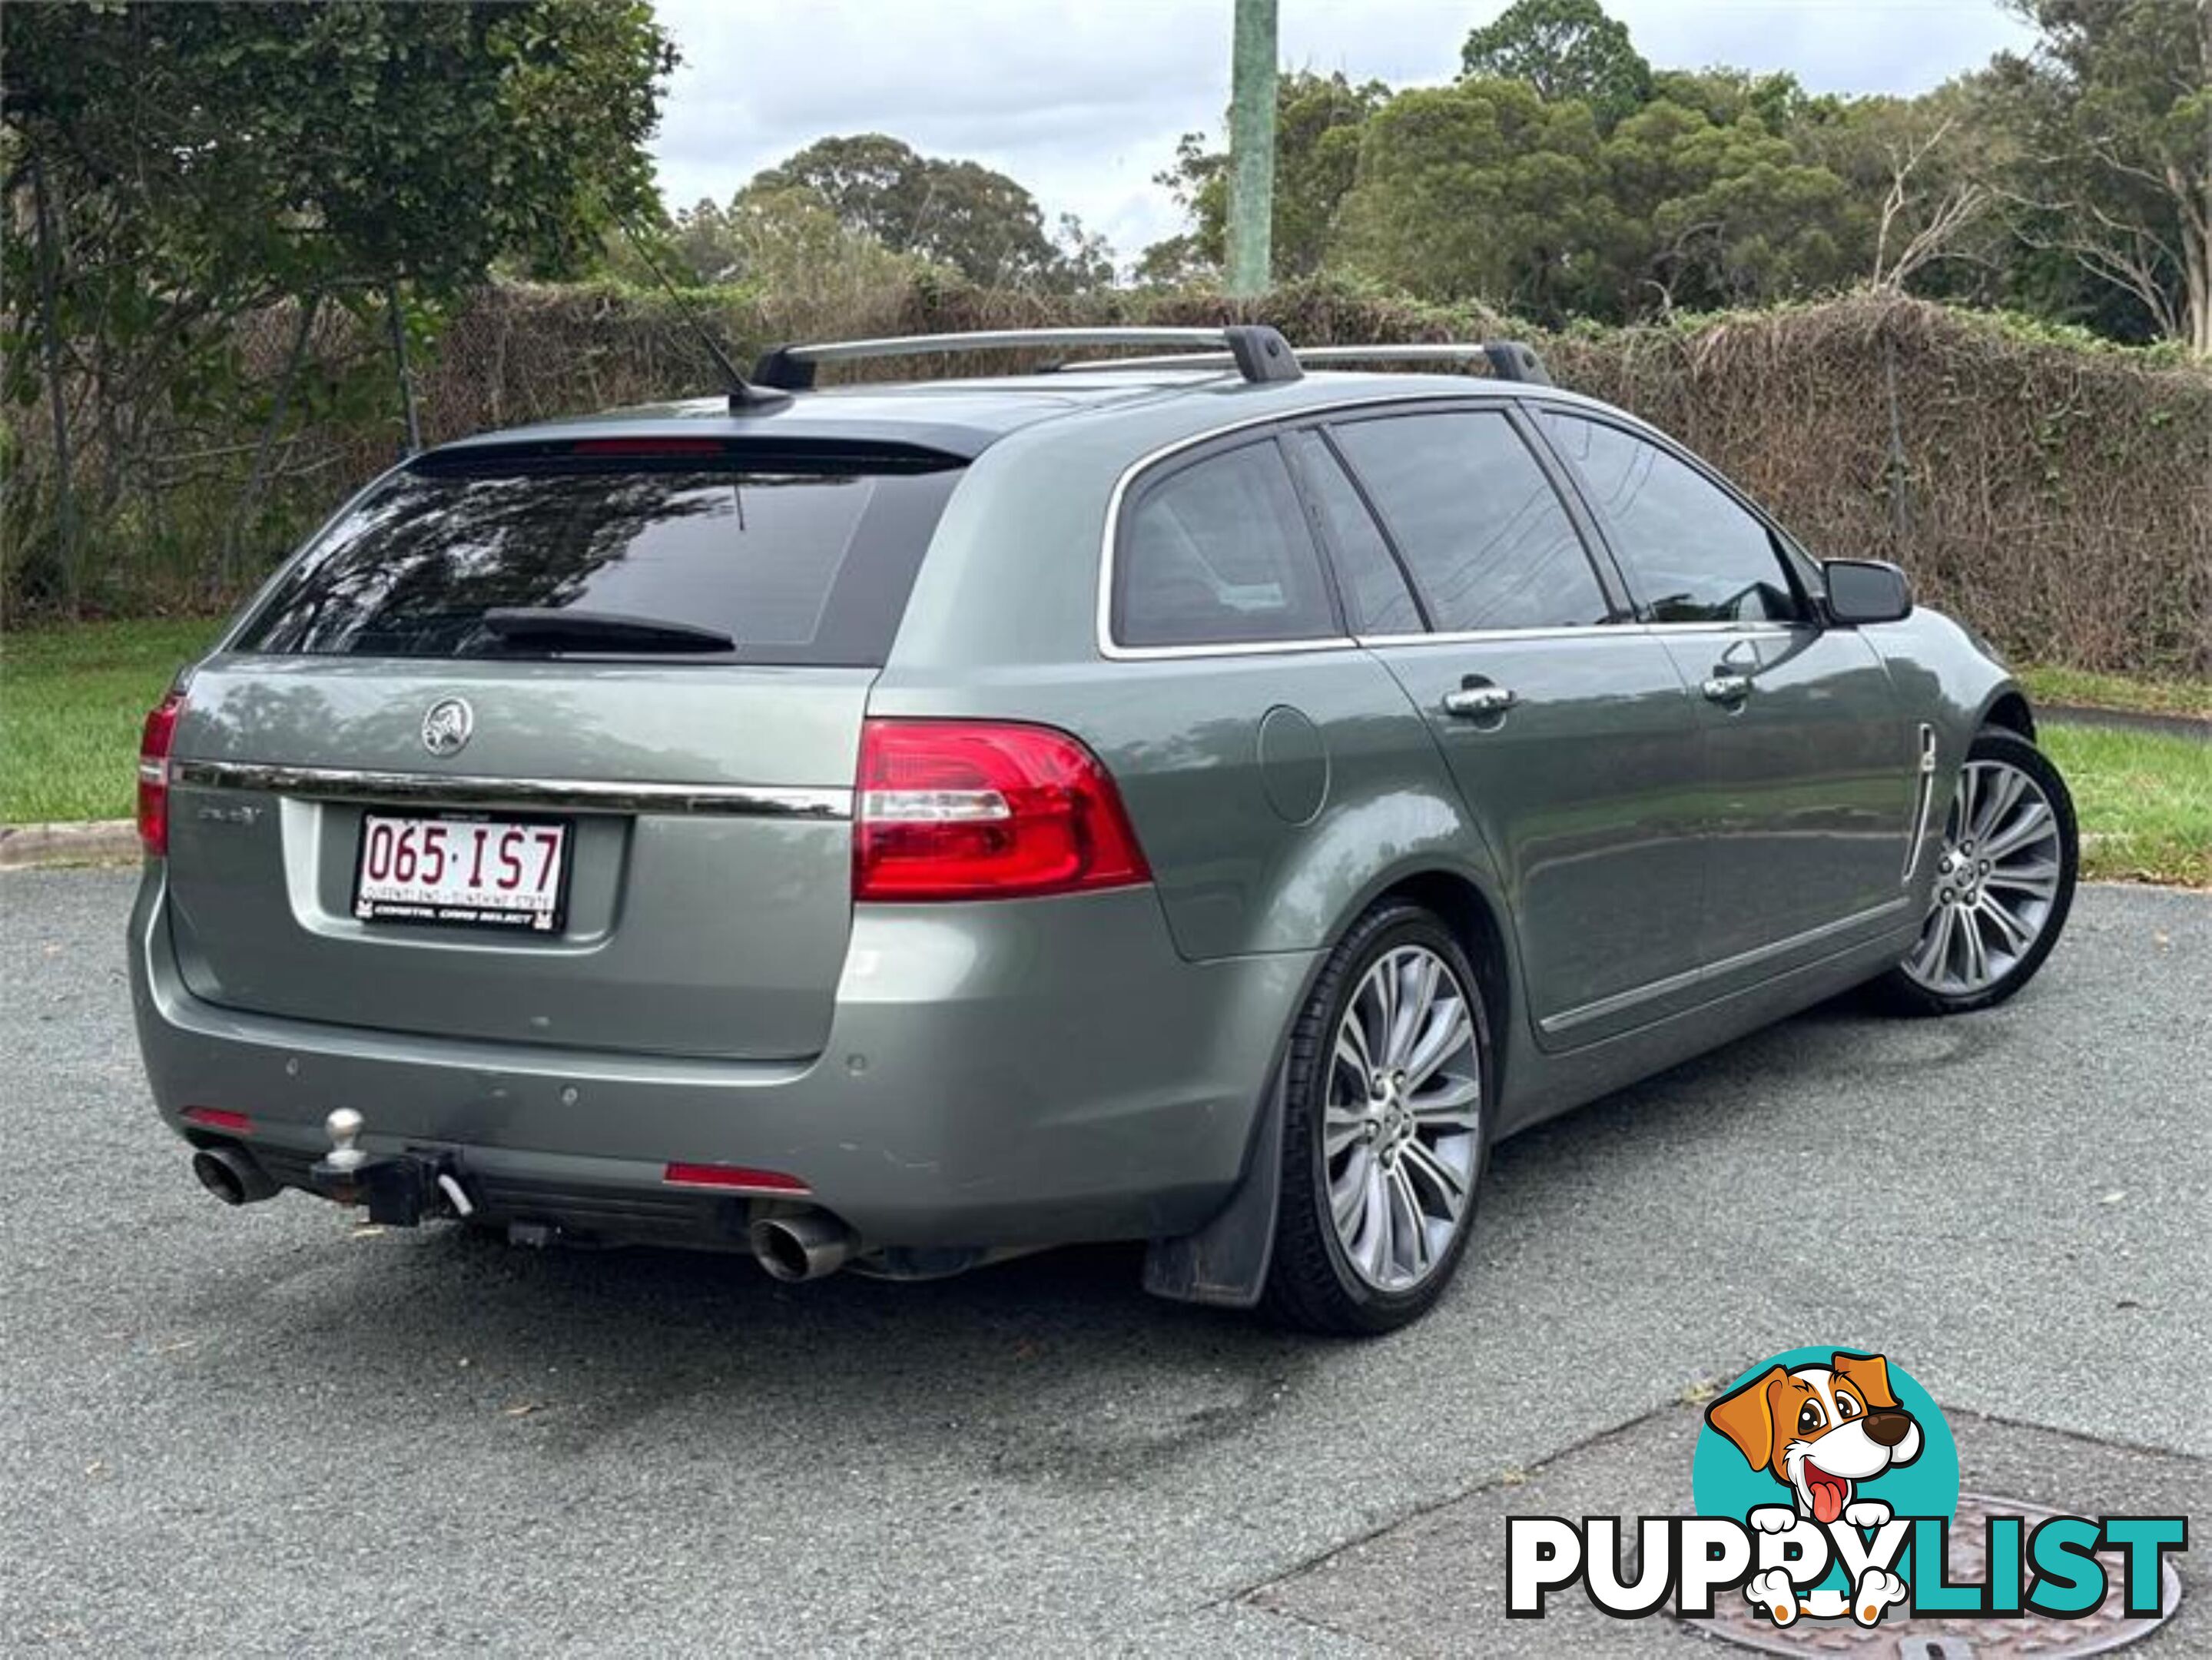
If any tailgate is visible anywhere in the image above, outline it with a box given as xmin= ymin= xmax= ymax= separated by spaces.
xmin=164 ymin=657 xmax=867 ymax=1061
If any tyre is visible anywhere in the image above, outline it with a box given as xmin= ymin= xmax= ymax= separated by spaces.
xmin=1877 ymin=728 xmax=2078 ymax=1016
xmin=1260 ymin=901 xmax=1492 ymax=1335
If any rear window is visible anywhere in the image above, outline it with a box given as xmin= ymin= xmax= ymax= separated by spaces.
xmin=235 ymin=459 xmax=964 ymax=666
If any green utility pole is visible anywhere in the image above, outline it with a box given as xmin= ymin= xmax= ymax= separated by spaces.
xmin=1225 ymin=0 xmax=1278 ymax=297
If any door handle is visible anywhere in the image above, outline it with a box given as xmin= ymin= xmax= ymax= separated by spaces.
xmin=1443 ymin=684 xmax=1517 ymax=718
xmin=1700 ymin=674 xmax=1752 ymax=704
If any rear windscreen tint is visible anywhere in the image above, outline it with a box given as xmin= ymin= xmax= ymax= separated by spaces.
xmin=234 ymin=461 xmax=964 ymax=665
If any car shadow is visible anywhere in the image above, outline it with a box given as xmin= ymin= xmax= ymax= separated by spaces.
xmin=182 ymin=1204 xmax=1332 ymax=1482
xmin=166 ymin=983 xmax=1998 ymax=1477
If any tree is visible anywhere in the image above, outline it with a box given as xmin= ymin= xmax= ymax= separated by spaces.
xmin=662 ymin=199 xmax=745 ymax=284
xmin=721 ymin=185 xmax=936 ymax=300
xmin=1809 ymin=91 xmax=2003 ymax=296
xmin=2 ymin=0 xmax=677 ymax=606
xmin=746 ymin=134 xmax=1110 ymax=290
xmin=1131 ymin=231 xmax=1215 ymax=287
xmin=3 ymin=2 xmax=672 ymax=298
xmin=1049 ymin=213 xmax=1119 ymax=294
xmin=1600 ymin=98 xmax=1861 ymax=313
xmin=1461 ymin=0 xmax=1652 ymax=129
xmin=1334 ymin=79 xmax=1611 ymax=317
xmin=1648 ymin=66 xmax=1836 ymax=134
xmin=1149 ymin=71 xmax=1386 ymax=281
xmin=1984 ymin=0 xmax=2212 ymax=354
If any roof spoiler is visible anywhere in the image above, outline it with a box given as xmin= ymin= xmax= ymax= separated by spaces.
xmin=751 ymin=325 xmax=1305 ymax=391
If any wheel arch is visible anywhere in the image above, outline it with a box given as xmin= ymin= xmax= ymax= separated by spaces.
xmin=1980 ymin=687 xmax=2036 ymax=741
xmin=1363 ymin=867 xmax=1514 ymax=1080
xmin=1142 ymin=858 xmax=1519 ymax=1310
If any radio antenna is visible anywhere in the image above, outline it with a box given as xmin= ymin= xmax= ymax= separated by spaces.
xmin=617 ymin=217 xmax=790 ymax=413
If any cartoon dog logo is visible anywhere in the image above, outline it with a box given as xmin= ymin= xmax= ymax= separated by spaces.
xmin=1705 ymin=1351 xmax=1922 ymax=1626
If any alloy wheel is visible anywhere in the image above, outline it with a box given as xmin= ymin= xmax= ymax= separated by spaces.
xmin=1324 ymin=945 xmax=1482 ymax=1291
xmin=1902 ymin=756 xmax=2065 ymax=998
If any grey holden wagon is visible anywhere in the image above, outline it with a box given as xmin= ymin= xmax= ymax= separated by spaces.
xmin=132 ymin=324 xmax=2077 ymax=1333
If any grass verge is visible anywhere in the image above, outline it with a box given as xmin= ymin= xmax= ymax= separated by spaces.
xmin=2040 ymin=723 xmax=2212 ymax=888
xmin=2016 ymin=664 xmax=2212 ymax=719
xmin=2 ymin=621 xmax=2207 ymax=885
xmin=2 ymin=617 xmax=221 ymax=824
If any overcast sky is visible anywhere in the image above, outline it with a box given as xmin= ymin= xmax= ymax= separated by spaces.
xmin=648 ymin=0 xmax=2035 ymax=261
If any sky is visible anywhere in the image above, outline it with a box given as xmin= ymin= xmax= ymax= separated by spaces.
xmin=647 ymin=0 xmax=2038 ymax=264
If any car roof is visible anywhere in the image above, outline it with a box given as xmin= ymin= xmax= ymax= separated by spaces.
xmin=420 ymin=367 xmax=1603 ymax=466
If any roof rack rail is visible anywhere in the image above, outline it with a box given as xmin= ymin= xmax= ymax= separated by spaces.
xmin=751 ymin=325 xmax=1303 ymax=391
xmin=1059 ymin=340 xmax=1554 ymax=387
xmin=1312 ymin=341 xmax=1551 ymax=385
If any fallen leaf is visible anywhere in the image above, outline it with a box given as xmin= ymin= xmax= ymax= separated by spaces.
xmin=1679 ymin=1378 xmax=1719 ymax=1405
xmin=2099 ymin=1190 xmax=2127 ymax=1205
xmin=1501 ymin=1467 xmax=1529 ymax=1486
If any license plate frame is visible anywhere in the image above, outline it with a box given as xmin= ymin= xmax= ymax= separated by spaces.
xmin=351 ymin=810 xmax=575 ymax=935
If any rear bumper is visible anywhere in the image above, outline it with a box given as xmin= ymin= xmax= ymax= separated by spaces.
xmin=130 ymin=868 xmax=1315 ymax=1250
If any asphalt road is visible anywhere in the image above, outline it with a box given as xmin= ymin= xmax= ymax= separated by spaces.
xmin=2 ymin=869 xmax=2207 ymax=1657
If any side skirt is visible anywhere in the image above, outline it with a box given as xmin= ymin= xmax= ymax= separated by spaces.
xmin=1494 ymin=921 xmax=1921 ymax=1140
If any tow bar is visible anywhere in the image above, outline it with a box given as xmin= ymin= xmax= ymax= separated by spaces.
xmin=308 ymin=1107 xmax=476 ymax=1227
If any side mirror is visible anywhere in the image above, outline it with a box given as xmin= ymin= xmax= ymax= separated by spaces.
xmin=1823 ymin=558 xmax=1912 ymax=626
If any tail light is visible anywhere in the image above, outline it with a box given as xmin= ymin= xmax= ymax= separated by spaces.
xmin=138 ymin=691 xmax=187 ymax=856
xmin=662 ymin=1162 xmax=810 ymax=1194
xmin=182 ymin=1106 xmax=254 ymax=1134
xmin=854 ymin=719 xmax=1151 ymax=901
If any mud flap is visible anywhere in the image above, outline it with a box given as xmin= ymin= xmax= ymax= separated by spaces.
xmin=1141 ymin=1064 xmax=1283 ymax=1307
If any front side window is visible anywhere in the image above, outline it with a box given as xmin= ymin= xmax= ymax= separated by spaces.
xmin=1328 ymin=410 xmax=1610 ymax=632
xmin=1115 ymin=439 xmax=1339 ymax=648
xmin=1542 ymin=413 xmax=1802 ymax=624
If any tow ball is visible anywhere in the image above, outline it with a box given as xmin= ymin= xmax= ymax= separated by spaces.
xmin=309 ymin=1107 xmax=476 ymax=1227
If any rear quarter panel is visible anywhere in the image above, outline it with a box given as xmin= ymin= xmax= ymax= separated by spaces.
xmin=872 ymin=403 xmax=1513 ymax=965
xmin=868 ymin=650 xmax=1501 ymax=962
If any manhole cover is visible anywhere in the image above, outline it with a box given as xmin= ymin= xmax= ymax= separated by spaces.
xmin=1684 ymin=1492 xmax=2183 ymax=1658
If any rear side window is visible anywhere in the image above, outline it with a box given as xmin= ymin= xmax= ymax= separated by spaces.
xmin=1329 ymin=410 xmax=1610 ymax=632
xmin=235 ymin=460 xmax=964 ymax=666
xmin=1283 ymin=430 xmax=1422 ymax=636
xmin=1115 ymin=440 xmax=1339 ymax=649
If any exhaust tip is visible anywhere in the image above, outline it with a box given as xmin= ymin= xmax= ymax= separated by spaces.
xmin=748 ymin=1213 xmax=855 ymax=1282
xmin=191 ymin=1145 xmax=278 ymax=1207
xmin=752 ymin=1222 xmax=811 ymax=1282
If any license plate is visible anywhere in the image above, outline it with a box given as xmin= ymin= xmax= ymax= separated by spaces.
xmin=353 ymin=813 xmax=572 ymax=932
